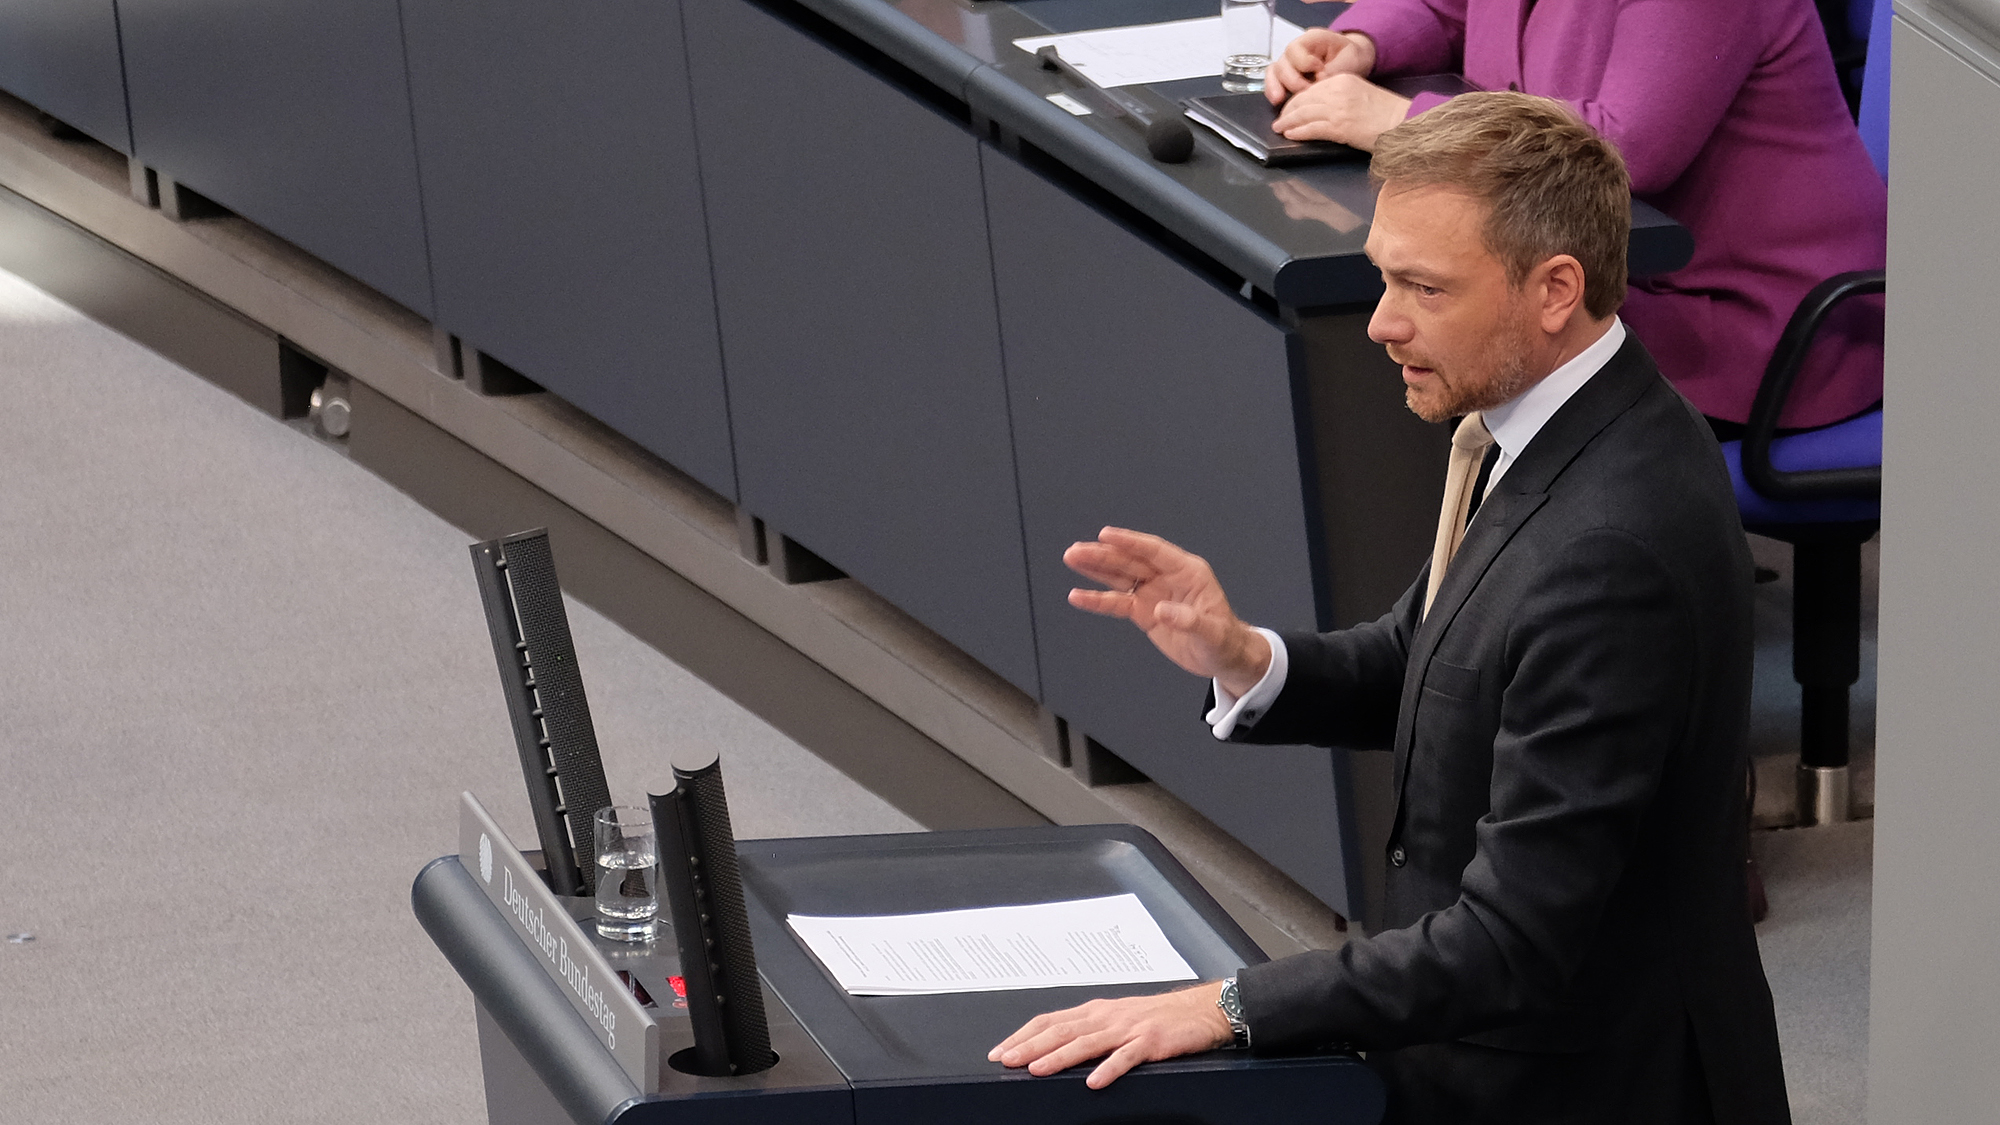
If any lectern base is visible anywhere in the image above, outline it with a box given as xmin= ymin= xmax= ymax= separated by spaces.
xmin=479 ymin=1003 xmax=574 ymax=1125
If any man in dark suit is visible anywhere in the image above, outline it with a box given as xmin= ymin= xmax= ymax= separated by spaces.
xmin=990 ymin=93 xmax=1791 ymax=1123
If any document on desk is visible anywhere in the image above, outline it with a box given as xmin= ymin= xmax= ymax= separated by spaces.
xmin=1014 ymin=16 xmax=1308 ymax=89
xmin=787 ymin=893 xmax=1199 ymax=995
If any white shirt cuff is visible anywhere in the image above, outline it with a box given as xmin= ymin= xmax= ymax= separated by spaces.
xmin=1206 ymin=627 xmax=1288 ymax=740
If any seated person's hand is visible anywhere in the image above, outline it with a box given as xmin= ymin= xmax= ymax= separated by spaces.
xmin=1064 ymin=527 xmax=1271 ymax=697
xmin=1265 ymin=29 xmax=1378 ymax=106
xmin=1271 ymin=71 xmax=1413 ymax=152
xmin=989 ymin=983 xmax=1233 ymax=1089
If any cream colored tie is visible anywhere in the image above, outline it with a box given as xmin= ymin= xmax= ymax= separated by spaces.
xmin=1423 ymin=412 xmax=1496 ymax=619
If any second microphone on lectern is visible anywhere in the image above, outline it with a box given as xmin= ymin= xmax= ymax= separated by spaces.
xmin=651 ymin=747 xmax=777 ymax=1077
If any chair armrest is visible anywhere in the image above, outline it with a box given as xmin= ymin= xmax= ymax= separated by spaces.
xmin=1743 ymin=270 xmax=1885 ymax=502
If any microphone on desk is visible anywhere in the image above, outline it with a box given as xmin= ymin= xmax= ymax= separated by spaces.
xmin=469 ymin=528 xmax=613 ymax=899
xmin=1036 ymin=45 xmax=1196 ymax=164
xmin=651 ymin=748 xmax=777 ymax=1077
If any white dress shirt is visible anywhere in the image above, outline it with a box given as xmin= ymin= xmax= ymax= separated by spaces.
xmin=1206 ymin=318 xmax=1628 ymax=739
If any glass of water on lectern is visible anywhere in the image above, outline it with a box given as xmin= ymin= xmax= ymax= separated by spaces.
xmin=593 ymin=806 xmax=658 ymax=941
xmin=1221 ymin=0 xmax=1274 ymax=92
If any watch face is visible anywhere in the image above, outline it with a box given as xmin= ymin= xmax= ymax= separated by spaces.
xmin=1217 ymin=978 xmax=1251 ymax=1048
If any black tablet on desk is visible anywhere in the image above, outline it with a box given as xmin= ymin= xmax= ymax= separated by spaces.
xmin=1182 ymin=92 xmax=1364 ymax=166
xmin=1184 ymin=73 xmax=1482 ymax=167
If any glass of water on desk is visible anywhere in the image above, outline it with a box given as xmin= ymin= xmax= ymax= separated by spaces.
xmin=1221 ymin=0 xmax=1274 ymax=92
xmin=593 ymin=806 xmax=657 ymax=942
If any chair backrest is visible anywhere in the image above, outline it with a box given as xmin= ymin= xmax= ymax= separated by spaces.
xmin=1847 ymin=0 xmax=1876 ymax=43
xmin=1858 ymin=0 xmax=1893 ymax=178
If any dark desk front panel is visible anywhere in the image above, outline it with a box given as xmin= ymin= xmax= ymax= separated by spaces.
xmin=688 ymin=0 xmax=1041 ymax=697
xmin=401 ymin=0 xmax=735 ymax=498
xmin=985 ymin=152 xmax=1359 ymax=916
xmin=119 ymin=0 xmax=433 ymax=317
xmin=0 ymin=0 xmax=130 ymax=153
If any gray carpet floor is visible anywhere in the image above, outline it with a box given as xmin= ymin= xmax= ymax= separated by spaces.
xmin=0 ymin=264 xmax=1873 ymax=1122
xmin=0 ymin=267 xmax=917 ymax=1123
xmin=1756 ymin=819 xmax=1873 ymax=1124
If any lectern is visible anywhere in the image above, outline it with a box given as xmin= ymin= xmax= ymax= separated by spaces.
xmin=415 ymin=793 xmax=1384 ymax=1125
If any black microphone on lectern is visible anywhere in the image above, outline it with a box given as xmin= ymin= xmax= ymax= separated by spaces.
xmin=469 ymin=528 xmax=614 ymax=898
xmin=1037 ymin=45 xmax=1196 ymax=164
xmin=651 ymin=748 xmax=776 ymax=1077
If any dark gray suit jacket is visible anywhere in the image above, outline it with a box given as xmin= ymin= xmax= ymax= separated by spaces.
xmin=1232 ymin=336 xmax=1790 ymax=1123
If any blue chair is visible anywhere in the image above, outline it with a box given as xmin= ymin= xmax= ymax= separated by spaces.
xmin=1716 ymin=0 xmax=1890 ymax=826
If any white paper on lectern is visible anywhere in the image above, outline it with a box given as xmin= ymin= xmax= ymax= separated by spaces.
xmin=787 ymin=893 xmax=1199 ymax=995
xmin=1013 ymin=16 xmax=1308 ymax=89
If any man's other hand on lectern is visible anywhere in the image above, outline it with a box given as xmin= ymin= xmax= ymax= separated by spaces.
xmin=989 ymin=982 xmax=1234 ymax=1088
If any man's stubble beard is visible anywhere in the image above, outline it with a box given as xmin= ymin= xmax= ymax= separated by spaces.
xmin=1403 ymin=316 xmax=1539 ymax=424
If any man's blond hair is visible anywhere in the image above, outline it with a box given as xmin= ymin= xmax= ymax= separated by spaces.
xmin=1370 ymin=92 xmax=1629 ymax=319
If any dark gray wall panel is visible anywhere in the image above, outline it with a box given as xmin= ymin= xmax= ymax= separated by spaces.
xmin=401 ymin=0 xmax=734 ymax=498
xmin=986 ymin=152 xmax=1358 ymax=916
xmin=0 ymin=1 xmax=130 ymax=153
xmin=119 ymin=0 xmax=432 ymax=316
xmin=687 ymin=0 xmax=1040 ymax=697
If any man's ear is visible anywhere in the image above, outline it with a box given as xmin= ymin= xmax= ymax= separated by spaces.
xmin=1536 ymin=254 xmax=1588 ymax=335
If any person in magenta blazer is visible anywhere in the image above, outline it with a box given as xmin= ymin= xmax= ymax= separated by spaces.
xmin=1265 ymin=0 xmax=1886 ymax=430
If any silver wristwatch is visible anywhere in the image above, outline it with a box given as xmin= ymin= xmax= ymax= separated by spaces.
xmin=1217 ymin=977 xmax=1251 ymax=1049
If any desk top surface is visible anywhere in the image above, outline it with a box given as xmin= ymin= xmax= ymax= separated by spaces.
xmin=737 ymin=826 xmax=1265 ymax=1084
xmin=787 ymin=0 xmax=1693 ymax=307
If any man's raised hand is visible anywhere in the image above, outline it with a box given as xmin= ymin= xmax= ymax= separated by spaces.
xmin=1063 ymin=527 xmax=1271 ymax=698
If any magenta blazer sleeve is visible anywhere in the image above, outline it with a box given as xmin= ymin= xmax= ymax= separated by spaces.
xmin=1329 ymin=0 xmax=1888 ymax=428
xmin=1514 ymin=4 xmax=1763 ymax=195
xmin=1335 ymin=0 xmax=1763 ymax=193
xmin=1332 ymin=0 xmax=1466 ymax=79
